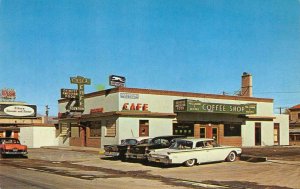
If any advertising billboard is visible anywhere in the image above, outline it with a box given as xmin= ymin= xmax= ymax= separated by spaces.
xmin=0 ymin=104 xmax=37 ymax=117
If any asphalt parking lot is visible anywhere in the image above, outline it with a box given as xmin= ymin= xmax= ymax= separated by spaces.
xmin=1 ymin=146 xmax=300 ymax=189
xmin=38 ymin=146 xmax=300 ymax=188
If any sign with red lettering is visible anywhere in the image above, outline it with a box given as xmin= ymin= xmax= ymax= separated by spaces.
xmin=1 ymin=88 xmax=16 ymax=100
xmin=122 ymin=103 xmax=149 ymax=111
xmin=90 ymin=108 xmax=104 ymax=114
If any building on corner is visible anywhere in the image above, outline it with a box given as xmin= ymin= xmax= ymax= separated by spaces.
xmin=57 ymin=73 xmax=289 ymax=148
xmin=289 ymin=104 xmax=300 ymax=145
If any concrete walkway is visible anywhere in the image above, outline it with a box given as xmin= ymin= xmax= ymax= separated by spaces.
xmin=41 ymin=146 xmax=102 ymax=154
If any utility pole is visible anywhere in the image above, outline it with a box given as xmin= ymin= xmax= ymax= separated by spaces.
xmin=45 ymin=105 xmax=49 ymax=116
xmin=45 ymin=105 xmax=50 ymax=124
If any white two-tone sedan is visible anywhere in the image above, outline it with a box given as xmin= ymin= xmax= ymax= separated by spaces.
xmin=148 ymin=138 xmax=242 ymax=167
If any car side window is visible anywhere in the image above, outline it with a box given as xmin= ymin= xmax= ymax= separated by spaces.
xmin=161 ymin=139 xmax=170 ymax=146
xmin=128 ymin=139 xmax=137 ymax=145
xmin=153 ymin=139 xmax=161 ymax=144
xmin=196 ymin=141 xmax=205 ymax=148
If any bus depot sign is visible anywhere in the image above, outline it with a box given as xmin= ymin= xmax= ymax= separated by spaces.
xmin=109 ymin=75 xmax=126 ymax=87
xmin=61 ymin=76 xmax=91 ymax=112
xmin=174 ymin=99 xmax=257 ymax=115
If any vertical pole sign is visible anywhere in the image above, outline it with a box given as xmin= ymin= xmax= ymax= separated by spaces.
xmin=69 ymin=76 xmax=91 ymax=112
xmin=61 ymin=76 xmax=91 ymax=112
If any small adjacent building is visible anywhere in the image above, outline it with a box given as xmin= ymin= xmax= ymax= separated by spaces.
xmin=0 ymin=101 xmax=59 ymax=148
xmin=289 ymin=104 xmax=300 ymax=145
xmin=58 ymin=73 xmax=289 ymax=148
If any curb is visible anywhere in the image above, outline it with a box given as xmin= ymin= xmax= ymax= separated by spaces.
xmin=240 ymin=154 xmax=267 ymax=162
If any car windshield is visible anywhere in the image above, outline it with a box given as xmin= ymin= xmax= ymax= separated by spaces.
xmin=138 ymin=138 xmax=152 ymax=144
xmin=3 ymin=139 xmax=20 ymax=144
xmin=121 ymin=139 xmax=137 ymax=145
xmin=169 ymin=140 xmax=193 ymax=149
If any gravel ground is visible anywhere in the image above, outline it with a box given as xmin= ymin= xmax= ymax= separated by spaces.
xmin=242 ymin=146 xmax=300 ymax=161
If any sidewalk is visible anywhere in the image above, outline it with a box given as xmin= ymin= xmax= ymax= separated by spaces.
xmin=41 ymin=145 xmax=104 ymax=154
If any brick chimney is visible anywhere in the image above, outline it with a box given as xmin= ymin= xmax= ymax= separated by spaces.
xmin=241 ymin=72 xmax=252 ymax=97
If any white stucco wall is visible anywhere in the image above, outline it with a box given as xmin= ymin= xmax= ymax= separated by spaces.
xmin=19 ymin=127 xmax=34 ymax=147
xmin=100 ymin=117 xmax=174 ymax=148
xmin=118 ymin=92 xmax=274 ymax=116
xmin=84 ymin=93 xmax=119 ymax=114
xmin=261 ymin=121 xmax=275 ymax=146
xmin=20 ymin=127 xmax=59 ymax=148
xmin=274 ymin=114 xmax=289 ymax=145
xmin=242 ymin=122 xmax=255 ymax=146
xmin=242 ymin=114 xmax=289 ymax=146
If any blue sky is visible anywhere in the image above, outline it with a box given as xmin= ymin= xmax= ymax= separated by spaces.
xmin=0 ymin=0 xmax=299 ymax=116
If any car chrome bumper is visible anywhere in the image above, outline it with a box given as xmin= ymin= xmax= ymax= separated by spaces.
xmin=104 ymin=152 xmax=120 ymax=157
xmin=125 ymin=153 xmax=147 ymax=160
xmin=148 ymin=157 xmax=172 ymax=164
xmin=3 ymin=151 xmax=28 ymax=155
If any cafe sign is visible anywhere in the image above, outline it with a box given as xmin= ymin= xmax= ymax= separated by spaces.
xmin=174 ymin=99 xmax=256 ymax=115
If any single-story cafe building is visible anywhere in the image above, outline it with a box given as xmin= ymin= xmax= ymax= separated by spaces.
xmin=58 ymin=74 xmax=289 ymax=148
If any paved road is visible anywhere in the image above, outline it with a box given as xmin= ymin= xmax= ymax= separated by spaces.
xmin=0 ymin=148 xmax=299 ymax=189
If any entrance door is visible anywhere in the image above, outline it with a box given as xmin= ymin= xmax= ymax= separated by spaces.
xmin=255 ymin=123 xmax=261 ymax=146
xmin=212 ymin=127 xmax=218 ymax=143
xmin=274 ymin=123 xmax=280 ymax=145
xmin=139 ymin=120 xmax=149 ymax=137
xmin=6 ymin=130 xmax=12 ymax=138
xmin=200 ymin=127 xmax=206 ymax=138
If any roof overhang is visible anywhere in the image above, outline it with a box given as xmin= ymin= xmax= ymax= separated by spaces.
xmin=245 ymin=115 xmax=276 ymax=121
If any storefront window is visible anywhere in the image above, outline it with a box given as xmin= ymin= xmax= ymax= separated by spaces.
xmin=90 ymin=121 xmax=101 ymax=137
xmin=173 ymin=123 xmax=194 ymax=137
xmin=200 ymin=128 xmax=206 ymax=138
xmin=224 ymin=124 xmax=241 ymax=136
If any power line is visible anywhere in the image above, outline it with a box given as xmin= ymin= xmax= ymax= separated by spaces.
xmin=254 ymin=91 xmax=300 ymax=94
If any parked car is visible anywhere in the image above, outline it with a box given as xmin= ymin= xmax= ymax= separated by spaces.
xmin=125 ymin=135 xmax=185 ymax=160
xmin=104 ymin=137 xmax=151 ymax=159
xmin=0 ymin=138 xmax=28 ymax=158
xmin=148 ymin=138 xmax=242 ymax=167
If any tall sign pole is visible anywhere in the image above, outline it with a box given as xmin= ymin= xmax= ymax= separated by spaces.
xmin=69 ymin=76 xmax=91 ymax=112
xmin=61 ymin=76 xmax=91 ymax=113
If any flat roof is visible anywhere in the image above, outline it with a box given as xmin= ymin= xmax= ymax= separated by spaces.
xmin=59 ymin=87 xmax=273 ymax=103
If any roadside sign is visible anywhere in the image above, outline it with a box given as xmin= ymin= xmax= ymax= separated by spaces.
xmin=61 ymin=89 xmax=78 ymax=99
xmin=109 ymin=75 xmax=126 ymax=87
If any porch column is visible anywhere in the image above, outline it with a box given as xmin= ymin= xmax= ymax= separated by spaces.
xmin=80 ymin=126 xmax=86 ymax=147
xmin=206 ymin=125 xmax=213 ymax=138
xmin=194 ymin=124 xmax=200 ymax=138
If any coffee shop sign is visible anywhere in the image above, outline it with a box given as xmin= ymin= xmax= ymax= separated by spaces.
xmin=174 ymin=99 xmax=257 ymax=115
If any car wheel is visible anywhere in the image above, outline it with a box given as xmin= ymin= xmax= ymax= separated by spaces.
xmin=226 ymin=151 xmax=236 ymax=162
xmin=184 ymin=159 xmax=196 ymax=167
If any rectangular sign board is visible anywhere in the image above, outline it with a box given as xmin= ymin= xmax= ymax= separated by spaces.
xmin=0 ymin=104 xmax=37 ymax=117
xmin=1 ymin=89 xmax=16 ymax=99
xmin=70 ymin=76 xmax=91 ymax=84
xmin=109 ymin=75 xmax=126 ymax=87
xmin=61 ymin=89 xmax=79 ymax=99
xmin=174 ymin=99 xmax=257 ymax=115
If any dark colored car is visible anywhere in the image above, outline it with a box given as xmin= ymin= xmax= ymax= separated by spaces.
xmin=0 ymin=138 xmax=28 ymax=158
xmin=125 ymin=135 xmax=185 ymax=160
xmin=104 ymin=137 xmax=151 ymax=159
